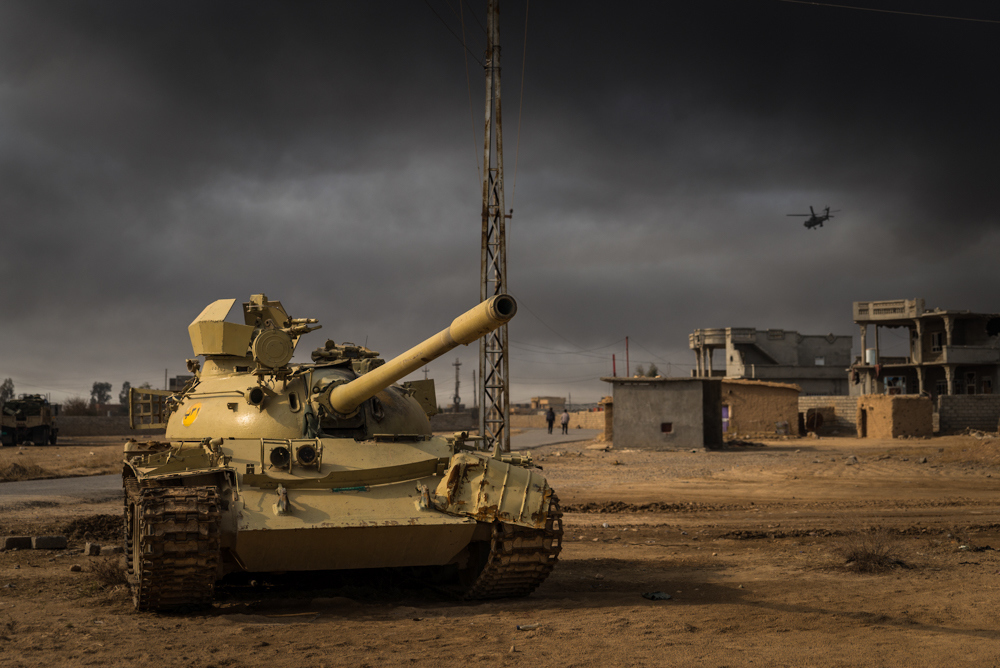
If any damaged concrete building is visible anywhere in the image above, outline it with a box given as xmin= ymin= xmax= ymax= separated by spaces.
xmin=689 ymin=327 xmax=852 ymax=395
xmin=851 ymin=299 xmax=1000 ymax=398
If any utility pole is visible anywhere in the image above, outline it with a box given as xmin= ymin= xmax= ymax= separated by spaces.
xmin=452 ymin=358 xmax=462 ymax=412
xmin=479 ymin=0 xmax=511 ymax=453
xmin=423 ymin=366 xmax=430 ymax=381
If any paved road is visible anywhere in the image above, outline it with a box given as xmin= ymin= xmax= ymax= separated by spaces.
xmin=0 ymin=473 xmax=120 ymax=500
xmin=510 ymin=428 xmax=600 ymax=450
xmin=0 ymin=429 xmax=599 ymax=499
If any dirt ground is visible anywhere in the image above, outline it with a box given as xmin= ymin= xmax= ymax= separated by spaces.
xmin=2 ymin=433 xmax=1000 ymax=667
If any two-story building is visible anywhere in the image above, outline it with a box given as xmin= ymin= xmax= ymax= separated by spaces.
xmin=852 ymin=299 xmax=1000 ymax=397
xmin=689 ymin=327 xmax=853 ymax=395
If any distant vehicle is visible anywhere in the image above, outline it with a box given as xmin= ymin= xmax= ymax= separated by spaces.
xmin=788 ymin=206 xmax=839 ymax=230
xmin=1 ymin=394 xmax=59 ymax=446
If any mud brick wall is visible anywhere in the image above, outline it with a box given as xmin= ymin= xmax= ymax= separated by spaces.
xmin=429 ymin=411 xmax=476 ymax=432
xmin=856 ymin=395 xmax=932 ymax=438
xmin=936 ymin=395 xmax=1000 ymax=433
xmin=509 ymin=411 xmax=606 ymax=430
xmin=797 ymin=396 xmax=859 ymax=435
xmin=722 ymin=382 xmax=800 ymax=438
xmin=57 ymin=416 xmax=164 ymax=436
xmin=856 ymin=395 xmax=895 ymax=438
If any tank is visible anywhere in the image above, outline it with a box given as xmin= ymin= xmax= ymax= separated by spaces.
xmin=122 ymin=293 xmax=561 ymax=611
xmin=1 ymin=394 xmax=58 ymax=446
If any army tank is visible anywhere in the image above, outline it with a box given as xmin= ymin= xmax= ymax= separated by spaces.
xmin=123 ymin=293 xmax=561 ymax=611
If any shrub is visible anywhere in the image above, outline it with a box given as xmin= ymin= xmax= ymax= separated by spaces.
xmin=838 ymin=524 xmax=908 ymax=573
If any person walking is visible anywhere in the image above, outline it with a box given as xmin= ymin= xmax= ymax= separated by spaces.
xmin=560 ymin=409 xmax=570 ymax=435
xmin=545 ymin=407 xmax=556 ymax=434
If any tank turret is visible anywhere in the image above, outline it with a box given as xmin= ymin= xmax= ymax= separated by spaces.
xmin=159 ymin=294 xmax=515 ymax=442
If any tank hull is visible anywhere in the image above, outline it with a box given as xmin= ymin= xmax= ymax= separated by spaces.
xmin=123 ymin=434 xmax=561 ymax=609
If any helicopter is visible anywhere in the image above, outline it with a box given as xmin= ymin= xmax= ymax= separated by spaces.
xmin=788 ymin=205 xmax=839 ymax=229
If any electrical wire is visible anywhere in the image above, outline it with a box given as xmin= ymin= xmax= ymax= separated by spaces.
xmin=515 ymin=297 xmax=591 ymax=351
xmin=511 ymin=338 xmax=625 ymax=355
xmin=422 ymin=0 xmax=484 ymax=66
xmin=776 ymin=0 xmax=1000 ymax=24
xmin=459 ymin=0 xmax=483 ymax=187
xmin=509 ymin=0 xmax=529 ymax=210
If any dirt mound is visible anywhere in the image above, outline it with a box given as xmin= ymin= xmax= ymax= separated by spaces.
xmin=0 ymin=461 xmax=51 ymax=482
xmin=563 ymin=500 xmax=746 ymax=514
xmin=62 ymin=514 xmax=122 ymax=541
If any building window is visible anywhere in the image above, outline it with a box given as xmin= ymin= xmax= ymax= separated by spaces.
xmin=885 ymin=376 xmax=906 ymax=395
xmin=935 ymin=379 xmax=947 ymax=396
xmin=814 ymin=356 xmax=825 ymax=366
xmin=661 ymin=422 xmax=673 ymax=434
xmin=966 ymin=372 xmax=977 ymax=395
xmin=983 ymin=379 xmax=993 ymax=395
xmin=722 ymin=406 xmax=730 ymax=433
xmin=931 ymin=332 xmax=943 ymax=352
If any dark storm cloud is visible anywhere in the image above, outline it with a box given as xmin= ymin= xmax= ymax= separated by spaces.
xmin=1 ymin=1 xmax=998 ymax=403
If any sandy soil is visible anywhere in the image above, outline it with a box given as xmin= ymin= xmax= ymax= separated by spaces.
xmin=0 ymin=437 xmax=126 ymax=481
xmin=2 ymin=434 xmax=1000 ymax=667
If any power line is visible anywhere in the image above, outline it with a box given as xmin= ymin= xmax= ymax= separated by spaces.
xmin=777 ymin=0 xmax=1000 ymax=24
xmin=515 ymin=297 xmax=591 ymax=351
xmin=510 ymin=337 xmax=625 ymax=355
xmin=422 ymin=0 xmax=484 ymax=66
xmin=627 ymin=337 xmax=696 ymax=369
xmin=509 ymin=0 xmax=529 ymax=210
xmin=459 ymin=0 xmax=483 ymax=187
xmin=460 ymin=0 xmax=488 ymax=35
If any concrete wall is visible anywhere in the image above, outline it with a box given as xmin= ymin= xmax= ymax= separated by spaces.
xmin=611 ymin=380 xmax=713 ymax=450
xmin=722 ymin=382 xmax=799 ymax=438
xmin=937 ymin=395 xmax=1000 ymax=433
xmin=57 ymin=416 xmax=164 ymax=437
xmin=856 ymin=395 xmax=933 ymax=438
xmin=798 ymin=395 xmax=859 ymax=435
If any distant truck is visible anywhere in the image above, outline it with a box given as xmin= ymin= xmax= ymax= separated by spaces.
xmin=1 ymin=394 xmax=59 ymax=446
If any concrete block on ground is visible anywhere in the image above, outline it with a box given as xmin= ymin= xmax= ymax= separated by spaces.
xmin=31 ymin=536 xmax=68 ymax=550
xmin=99 ymin=546 xmax=123 ymax=556
xmin=3 ymin=536 xmax=32 ymax=550
xmin=83 ymin=543 xmax=101 ymax=556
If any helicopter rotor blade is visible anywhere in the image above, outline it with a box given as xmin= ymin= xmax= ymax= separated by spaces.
xmin=787 ymin=214 xmax=809 ymax=216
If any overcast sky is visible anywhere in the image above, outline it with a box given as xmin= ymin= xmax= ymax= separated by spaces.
xmin=1 ymin=1 xmax=998 ymax=406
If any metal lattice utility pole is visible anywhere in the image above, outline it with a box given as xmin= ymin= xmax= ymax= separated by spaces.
xmin=479 ymin=0 xmax=511 ymax=453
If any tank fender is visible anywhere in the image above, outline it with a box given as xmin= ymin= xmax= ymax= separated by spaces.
xmin=432 ymin=452 xmax=552 ymax=529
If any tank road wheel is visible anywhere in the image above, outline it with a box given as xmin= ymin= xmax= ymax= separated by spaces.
xmin=462 ymin=493 xmax=563 ymax=600
xmin=129 ymin=486 xmax=221 ymax=612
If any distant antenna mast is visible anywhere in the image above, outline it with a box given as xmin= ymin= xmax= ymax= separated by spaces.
xmin=453 ymin=358 xmax=462 ymax=412
xmin=479 ymin=0 xmax=511 ymax=453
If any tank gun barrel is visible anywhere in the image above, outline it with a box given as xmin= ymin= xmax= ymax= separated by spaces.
xmin=328 ymin=294 xmax=517 ymax=414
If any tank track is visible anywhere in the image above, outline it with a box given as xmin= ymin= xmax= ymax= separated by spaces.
xmin=463 ymin=493 xmax=563 ymax=599
xmin=127 ymin=485 xmax=221 ymax=611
